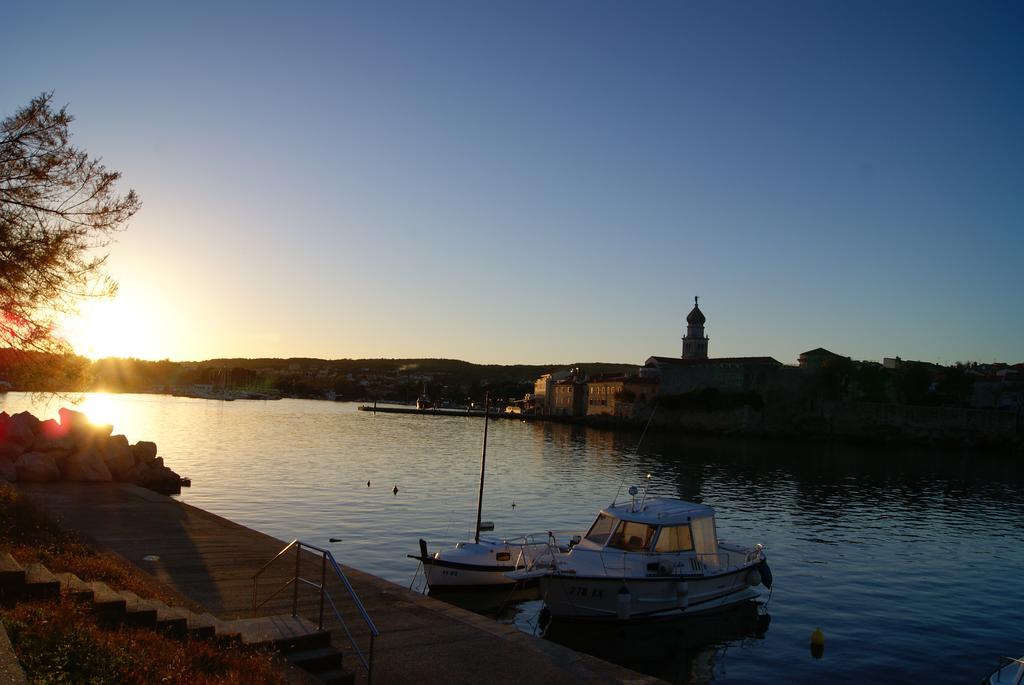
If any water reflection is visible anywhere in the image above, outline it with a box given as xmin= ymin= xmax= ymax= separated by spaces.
xmin=3 ymin=393 xmax=1022 ymax=684
xmin=542 ymin=601 xmax=771 ymax=685
xmin=427 ymin=585 xmax=540 ymax=621
xmin=426 ymin=583 xmax=771 ymax=684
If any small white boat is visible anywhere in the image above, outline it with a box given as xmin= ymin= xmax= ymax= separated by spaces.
xmin=984 ymin=656 xmax=1024 ymax=684
xmin=411 ymin=533 xmax=567 ymax=589
xmin=410 ymin=392 xmax=571 ymax=590
xmin=511 ymin=484 xmax=771 ymax=620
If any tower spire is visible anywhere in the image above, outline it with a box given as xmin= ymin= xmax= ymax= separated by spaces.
xmin=682 ymin=296 xmax=709 ymax=360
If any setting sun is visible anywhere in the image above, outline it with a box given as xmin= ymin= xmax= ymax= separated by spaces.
xmin=59 ymin=293 xmax=161 ymax=360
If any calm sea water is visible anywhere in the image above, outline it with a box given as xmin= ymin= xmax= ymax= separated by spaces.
xmin=4 ymin=392 xmax=1022 ymax=684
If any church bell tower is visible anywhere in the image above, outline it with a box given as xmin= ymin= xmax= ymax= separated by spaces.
xmin=681 ymin=296 xmax=709 ymax=360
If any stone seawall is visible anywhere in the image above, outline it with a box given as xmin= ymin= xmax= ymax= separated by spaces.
xmin=554 ymin=400 xmax=1021 ymax=452
xmin=821 ymin=401 xmax=1020 ymax=449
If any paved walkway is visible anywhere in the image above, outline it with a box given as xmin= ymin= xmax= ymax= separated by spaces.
xmin=18 ymin=483 xmax=660 ymax=685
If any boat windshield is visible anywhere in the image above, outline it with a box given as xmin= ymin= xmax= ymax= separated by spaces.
xmin=607 ymin=520 xmax=657 ymax=552
xmin=584 ymin=513 xmax=617 ymax=545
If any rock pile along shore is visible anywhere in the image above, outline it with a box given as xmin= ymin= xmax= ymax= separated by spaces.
xmin=0 ymin=408 xmax=187 ymax=495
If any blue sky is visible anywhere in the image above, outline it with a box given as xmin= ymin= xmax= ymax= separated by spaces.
xmin=4 ymin=2 xmax=1022 ymax=365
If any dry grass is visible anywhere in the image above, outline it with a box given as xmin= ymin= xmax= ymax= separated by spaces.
xmin=3 ymin=599 xmax=287 ymax=685
xmin=0 ymin=484 xmax=290 ymax=684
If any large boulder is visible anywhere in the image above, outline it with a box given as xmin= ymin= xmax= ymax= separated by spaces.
xmin=103 ymin=435 xmax=135 ymax=480
xmin=76 ymin=424 xmax=113 ymax=452
xmin=120 ymin=462 xmax=147 ymax=483
xmin=10 ymin=411 xmax=41 ymax=435
xmin=58 ymin=407 xmax=89 ymax=432
xmin=62 ymin=449 xmax=113 ymax=482
xmin=34 ymin=419 xmax=76 ymax=452
xmin=131 ymin=441 xmax=158 ymax=464
xmin=15 ymin=452 xmax=60 ymax=482
xmin=135 ymin=463 xmax=182 ymax=495
xmin=58 ymin=408 xmax=112 ymax=451
xmin=0 ymin=413 xmax=36 ymax=458
xmin=0 ymin=457 xmax=16 ymax=482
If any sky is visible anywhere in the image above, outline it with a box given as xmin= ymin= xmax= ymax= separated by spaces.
xmin=4 ymin=1 xmax=1022 ymax=366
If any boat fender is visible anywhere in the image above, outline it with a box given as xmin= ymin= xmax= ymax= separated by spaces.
xmin=757 ymin=560 xmax=773 ymax=589
xmin=616 ymin=587 xmax=631 ymax=621
xmin=676 ymin=581 xmax=689 ymax=610
xmin=745 ymin=568 xmax=762 ymax=587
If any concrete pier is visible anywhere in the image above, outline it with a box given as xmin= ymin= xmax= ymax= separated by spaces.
xmin=17 ymin=483 xmax=661 ymax=685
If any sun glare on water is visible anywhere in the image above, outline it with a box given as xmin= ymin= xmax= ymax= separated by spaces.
xmin=77 ymin=393 xmax=121 ymax=427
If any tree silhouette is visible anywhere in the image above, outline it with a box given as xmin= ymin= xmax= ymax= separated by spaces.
xmin=0 ymin=92 xmax=139 ymax=371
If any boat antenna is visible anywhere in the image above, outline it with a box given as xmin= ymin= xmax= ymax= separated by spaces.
xmin=474 ymin=391 xmax=490 ymax=544
xmin=638 ymin=472 xmax=653 ymax=510
xmin=611 ymin=402 xmax=657 ymax=507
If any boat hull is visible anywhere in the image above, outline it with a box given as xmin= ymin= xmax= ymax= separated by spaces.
xmin=538 ymin=565 xmax=762 ymax=620
xmin=413 ymin=536 xmax=563 ymax=590
xmin=416 ymin=555 xmax=520 ymax=589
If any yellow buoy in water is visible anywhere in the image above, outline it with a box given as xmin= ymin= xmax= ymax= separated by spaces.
xmin=810 ymin=627 xmax=825 ymax=659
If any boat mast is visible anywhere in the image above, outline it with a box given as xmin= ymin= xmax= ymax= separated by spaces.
xmin=474 ymin=391 xmax=490 ymax=544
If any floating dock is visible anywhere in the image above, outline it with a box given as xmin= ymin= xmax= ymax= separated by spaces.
xmin=357 ymin=404 xmax=535 ymax=420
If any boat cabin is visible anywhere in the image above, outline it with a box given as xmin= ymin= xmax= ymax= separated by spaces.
xmin=579 ymin=498 xmax=720 ymax=557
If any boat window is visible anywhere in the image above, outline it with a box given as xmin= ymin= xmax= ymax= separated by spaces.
xmin=584 ymin=513 xmax=617 ymax=545
xmin=653 ymin=524 xmax=693 ymax=553
xmin=606 ymin=520 xmax=656 ymax=552
xmin=690 ymin=515 xmax=719 ymax=559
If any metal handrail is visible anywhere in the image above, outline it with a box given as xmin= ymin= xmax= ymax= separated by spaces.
xmin=253 ymin=540 xmax=380 ymax=683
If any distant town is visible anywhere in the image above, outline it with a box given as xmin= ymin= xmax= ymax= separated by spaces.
xmin=1 ymin=298 xmax=1020 ymax=450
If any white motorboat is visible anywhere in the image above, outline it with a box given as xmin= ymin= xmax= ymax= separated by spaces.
xmin=409 ymin=393 xmax=570 ymax=590
xmin=511 ymin=484 xmax=772 ymax=620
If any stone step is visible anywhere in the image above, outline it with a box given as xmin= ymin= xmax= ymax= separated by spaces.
xmin=226 ymin=615 xmax=330 ymax=653
xmin=313 ymin=669 xmax=355 ymax=685
xmin=87 ymin=581 xmax=127 ymax=616
xmin=285 ymin=645 xmax=344 ymax=672
xmin=8 ymin=558 xmax=347 ymax=683
xmin=184 ymin=611 xmax=218 ymax=640
xmin=22 ymin=563 xmax=60 ymax=600
xmin=54 ymin=572 xmax=94 ymax=602
xmin=138 ymin=598 xmax=188 ymax=636
xmin=116 ymin=590 xmax=158 ymax=628
xmin=0 ymin=553 xmax=25 ymax=599
xmin=202 ymin=613 xmax=242 ymax=643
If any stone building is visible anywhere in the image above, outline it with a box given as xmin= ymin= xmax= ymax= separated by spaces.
xmin=645 ymin=298 xmax=783 ymax=394
xmin=551 ymin=376 xmax=588 ymax=417
xmin=586 ymin=376 xmax=660 ymax=418
xmin=534 ymin=370 xmax=569 ymax=415
xmin=798 ymin=347 xmax=849 ymax=371
xmin=645 ymin=356 xmax=783 ymax=395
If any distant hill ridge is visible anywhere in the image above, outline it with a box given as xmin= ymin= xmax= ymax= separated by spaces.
xmin=0 ymin=350 xmax=637 ymax=398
